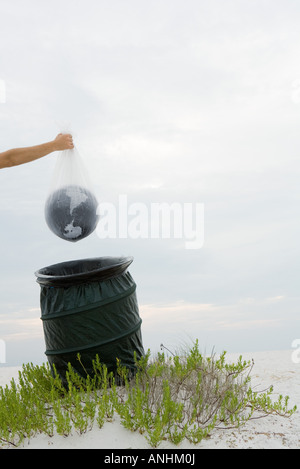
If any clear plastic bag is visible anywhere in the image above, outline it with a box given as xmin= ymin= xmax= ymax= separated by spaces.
xmin=45 ymin=145 xmax=99 ymax=242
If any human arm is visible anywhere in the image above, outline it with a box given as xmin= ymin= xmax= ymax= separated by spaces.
xmin=0 ymin=133 xmax=74 ymax=169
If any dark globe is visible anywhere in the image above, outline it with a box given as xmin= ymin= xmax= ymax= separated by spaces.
xmin=45 ymin=185 xmax=99 ymax=242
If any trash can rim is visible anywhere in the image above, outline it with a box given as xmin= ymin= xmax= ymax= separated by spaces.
xmin=34 ymin=256 xmax=134 ymax=285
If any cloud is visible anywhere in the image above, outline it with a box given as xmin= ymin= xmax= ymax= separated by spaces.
xmin=1 ymin=0 xmax=300 ymax=363
xmin=0 ymin=308 xmax=42 ymax=342
xmin=140 ymin=297 xmax=285 ymax=333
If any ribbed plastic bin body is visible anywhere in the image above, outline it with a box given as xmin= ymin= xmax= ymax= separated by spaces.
xmin=35 ymin=256 xmax=144 ymax=386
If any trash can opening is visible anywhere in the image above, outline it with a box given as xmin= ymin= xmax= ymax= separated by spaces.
xmin=35 ymin=256 xmax=134 ymax=286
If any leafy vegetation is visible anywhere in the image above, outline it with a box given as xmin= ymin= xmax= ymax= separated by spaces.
xmin=0 ymin=341 xmax=297 ymax=448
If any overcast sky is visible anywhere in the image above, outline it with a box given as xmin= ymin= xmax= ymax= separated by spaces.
xmin=0 ymin=0 xmax=300 ymax=365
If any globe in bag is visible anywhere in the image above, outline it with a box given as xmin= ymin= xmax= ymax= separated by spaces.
xmin=45 ymin=185 xmax=99 ymax=242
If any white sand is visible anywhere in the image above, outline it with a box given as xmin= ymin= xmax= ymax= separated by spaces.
xmin=0 ymin=349 xmax=299 ymax=449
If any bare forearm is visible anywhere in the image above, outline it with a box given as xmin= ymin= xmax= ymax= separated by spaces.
xmin=6 ymin=141 xmax=57 ymax=167
xmin=0 ymin=134 xmax=74 ymax=169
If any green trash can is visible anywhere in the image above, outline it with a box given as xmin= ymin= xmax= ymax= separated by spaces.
xmin=35 ymin=256 xmax=144 ymax=386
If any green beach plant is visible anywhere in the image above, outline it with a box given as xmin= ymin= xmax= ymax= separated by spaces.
xmin=0 ymin=340 xmax=297 ymax=448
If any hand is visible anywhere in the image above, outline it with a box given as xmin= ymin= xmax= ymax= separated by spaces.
xmin=53 ymin=133 xmax=74 ymax=151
